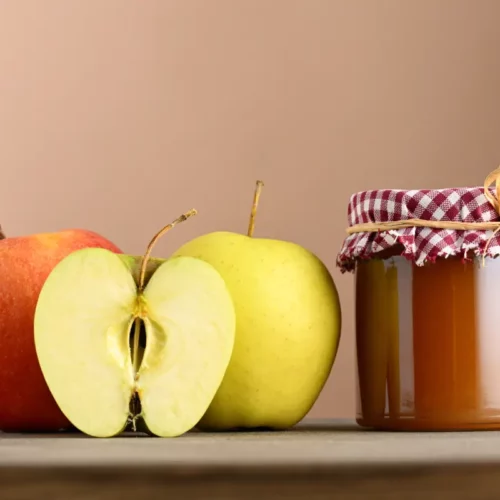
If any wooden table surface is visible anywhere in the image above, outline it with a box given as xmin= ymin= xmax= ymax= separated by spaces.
xmin=1 ymin=419 xmax=500 ymax=500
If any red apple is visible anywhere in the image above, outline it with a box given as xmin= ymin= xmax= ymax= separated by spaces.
xmin=0 ymin=226 xmax=122 ymax=432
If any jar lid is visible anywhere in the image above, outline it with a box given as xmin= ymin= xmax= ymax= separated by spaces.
xmin=336 ymin=168 xmax=500 ymax=272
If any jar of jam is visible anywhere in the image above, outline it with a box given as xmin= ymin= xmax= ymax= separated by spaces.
xmin=337 ymin=168 xmax=500 ymax=431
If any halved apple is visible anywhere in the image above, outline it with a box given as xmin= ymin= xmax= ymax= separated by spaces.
xmin=33 ymin=212 xmax=236 ymax=438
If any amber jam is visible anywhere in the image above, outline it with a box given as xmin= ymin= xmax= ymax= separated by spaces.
xmin=355 ymin=251 xmax=500 ymax=431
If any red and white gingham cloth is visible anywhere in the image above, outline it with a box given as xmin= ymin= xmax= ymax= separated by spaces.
xmin=336 ymin=186 xmax=500 ymax=272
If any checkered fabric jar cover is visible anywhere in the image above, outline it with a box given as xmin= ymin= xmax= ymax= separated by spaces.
xmin=336 ymin=185 xmax=500 ymax=273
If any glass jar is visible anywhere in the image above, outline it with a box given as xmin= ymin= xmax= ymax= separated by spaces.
xmin=355 ymin=249 xmax=500 ymax=431
xmin=337 ymin=169 xmax=500 ymax=431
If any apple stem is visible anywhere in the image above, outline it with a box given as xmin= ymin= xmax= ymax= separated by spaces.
xmin=0 ymin=226 xmax=5 ymax=240
xmin=247 ymin=180 xmax=264 ymax=237
xmin=138 ymin=208 xmax=198 ymax=292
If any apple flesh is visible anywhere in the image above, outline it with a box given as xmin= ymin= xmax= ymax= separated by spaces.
xmin=34 ymin=248 xmax=236 ymax=438
xmin=171 ymin=231 xmax=341 ymax=431
xmin=0 ymin=229 xmax=122 ymax=432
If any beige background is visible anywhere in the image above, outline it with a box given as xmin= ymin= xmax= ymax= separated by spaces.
xmin=1 ymin=0 xmax=500 ymax=418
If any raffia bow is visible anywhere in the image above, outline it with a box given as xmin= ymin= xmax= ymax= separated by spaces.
xmin=483 ymin=167 xmax=500 ymax=215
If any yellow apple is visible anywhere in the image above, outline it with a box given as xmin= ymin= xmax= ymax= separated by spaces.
xmin=171 ymin=182 xmax=341 ymax=430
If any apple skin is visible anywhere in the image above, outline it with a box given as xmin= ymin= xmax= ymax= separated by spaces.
xmin=171 ymin=231 xmax=341 ymax=431
xmin=0 ymin=229 xmax=122 ymax=432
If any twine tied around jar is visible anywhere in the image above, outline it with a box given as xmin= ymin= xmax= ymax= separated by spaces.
xmin=345 ymin=166 xmax=500 ymax=266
